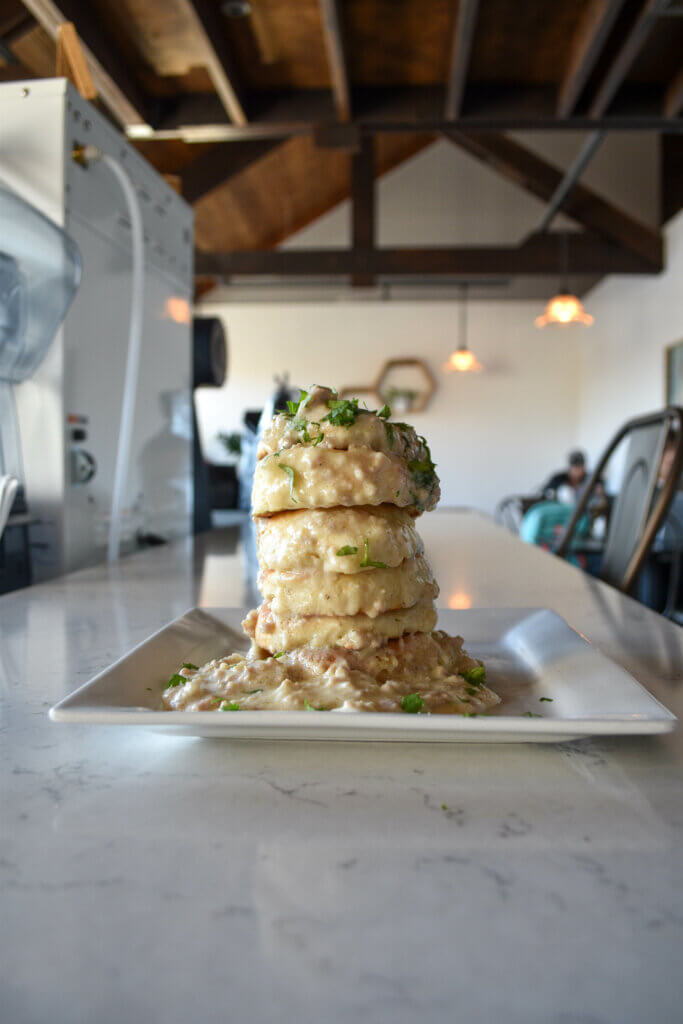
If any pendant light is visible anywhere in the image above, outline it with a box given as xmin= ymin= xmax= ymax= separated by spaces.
xmin=535 ymin=233 xmax=594 ymax=328
xmin=443 ymin=284 xmax=482 ymax=373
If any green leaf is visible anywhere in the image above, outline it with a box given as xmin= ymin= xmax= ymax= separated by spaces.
xmin=182 ymin=662 xmax=198 ymax=671
xmin=271 ymin=651 xmax=284 ymax=659
xmin=278 ymin=463 xmax=298 ymax=502
xmin=539 ymin=697 xmax=553 ymax=702
xmin=292 ymin=417 xmax=310 ymax=443
xmin=322 ymin=398 xmax=359 ymax=427
xmin=165 ymin=673 xmax=186 ymax=689
xmin=401 ymin=693 xmax=424 ymax=714
xmin=359 ymin=538 xmax=388 ymax=569
xmin=312 ymin=431 xmax=325 ymax=446
xmin=378 ymin=404 xmax=391 ymax=420
xmin=384 ymin=422 xmax=394 ymax=448
xmin=464 ymin=665 xmax=486 ymax=687
xmin=304 ymin=699 xmax=331 ymax=711
xmin=336 ymin=545 xmax=358 ymax=556
xmin=220 ymin=701 xmax=241 ymax=711
xmin=286 ymin=400 xmax=298 ymax=416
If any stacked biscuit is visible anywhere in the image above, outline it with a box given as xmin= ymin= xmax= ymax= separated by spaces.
xmin=243 ymin=386 xmax=441 ymax=654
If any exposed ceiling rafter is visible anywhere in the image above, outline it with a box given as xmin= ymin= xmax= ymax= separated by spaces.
xmin=445 ymin=130 xmax=663 ymax=268
xmin=445 ymin=0 xmax=480 ymax=120
xmin=195 ymin=233 xmax=659 ymax=278
xmin=178 ymin=0 xmax=248 ymax=125
xmin=588 ymin=0 xmax=671 ymax=116
xmin=351 ymin=135 xmax=375 ymax=285
xmin=557 ymin=0 xmax=629 ymax=117
xmin=19 ymin=0 xmax=153 ymax=126
xmin=318 ymin=0 xmax=351 ymax=122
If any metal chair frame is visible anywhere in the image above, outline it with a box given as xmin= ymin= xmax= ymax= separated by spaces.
xmin=554 ymin=407 xmax=683 ymax=594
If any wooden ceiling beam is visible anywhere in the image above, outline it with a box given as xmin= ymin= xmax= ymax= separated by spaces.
xmin=181 ymin=139 xmax=284 ymax=204
xmin=588 ymin=0 xmax=670 ymax=116
xmin=557 ymin=0 xmax=629 ymax=117
xmin=351 ymin=136 xmax=375 ymax=286
xmin=20 ymin=0 xmax=153 ymax=126
xmin=318 ymin=0 xmax=351 ymax=122
xmin=178 ymin=0 xmax=247 ymax=126
xmin=445 ymin=0 xmax=480 ymax=120
xmin=445 ymin=130 xmax=662 ymax=268
xmin=195 ymin=233 xmax=657 ymax=278
xmin=663 ymin=66 xmax=683 ymax=117
xmin=138 ymin=85 xmax=683 ymax=143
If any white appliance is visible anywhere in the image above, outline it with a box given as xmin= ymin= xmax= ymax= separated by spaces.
xmin=0 ymin=79 xmax=194 ymax=580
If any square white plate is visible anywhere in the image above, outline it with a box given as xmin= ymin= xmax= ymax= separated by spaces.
xmin=49 ymin=608 xmax=676 ymax=743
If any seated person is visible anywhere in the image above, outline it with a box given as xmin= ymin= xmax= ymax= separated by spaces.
xmin=543 ymin=450 xmax=588 ymax=504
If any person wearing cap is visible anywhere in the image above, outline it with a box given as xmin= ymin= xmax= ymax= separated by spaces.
xmin=542 ymin=450 xmax=589 ymax=504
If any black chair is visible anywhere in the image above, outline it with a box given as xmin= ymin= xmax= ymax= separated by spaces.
xmin=555 ymin=407 xmax=683 ymax=594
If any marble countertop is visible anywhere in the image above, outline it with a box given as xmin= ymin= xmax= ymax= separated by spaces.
xmin=2 ymin=510 xmax=682 ymax=1024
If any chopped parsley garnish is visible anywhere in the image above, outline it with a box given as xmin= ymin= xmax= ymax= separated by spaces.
xmin=465 ymin=712 xmax=478 ymax=718
xmin=359 ymin=538 xmax=388 ymax=569
xmin=322 ymin=398 xmax=359 ymax=427
xmin=182 ymin=662 xmax=198 ymax=671
xmin=466 ymin=686 xmax=478 ymax=696
xmin=285 ymin=388 xmax=314 ymax=418
xmin=292 ymin=417 xmax=310 ymax=442
xmin=523 ymin=711 xmax=541 ymax=718
xmin=278 ymin=463 xmax=298 ymax=502
xmin=408 ymin=457 xmax=436 ymax=489
xmin=401 ymin=693 xmax=424 ymax=713
xmin=384 ymin=422 xmax=394 ymax=448
xmin=304 ymin=699 xmax=330 ymax=711
xmin=539 ymin=697 xmax=553 ymax=702
xmin=378 ymin=404 xmax=391 ymax=420
xmin=165 ymin=673 xmax=185 ymax=689
xmin=312 ymin=431 xmax=324 ymax=446
xmin=220 ymin=701 xmax=241 ymax=711
xmin=441 ymin=802 xmax=448 ymax=811
xmin=337 ymin=545 xmax=358 ymax=556
xmin=246 ymin=688 xmax=263 ymax=694
xmin=271 ymin=651 xmax=284 ymax=659
xmin=464 ymin=665 xmax=486 ymax=687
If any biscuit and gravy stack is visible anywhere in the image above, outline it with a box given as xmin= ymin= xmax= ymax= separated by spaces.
xmin=236 ymin=386 xmax=500 ymax=714
xmin=164 ymin=384 xmax=500 ymax=713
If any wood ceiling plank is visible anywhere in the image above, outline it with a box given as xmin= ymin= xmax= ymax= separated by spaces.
xmin=445 ymin=0 xmax=480 ymax=119
xmin=445 ymin=130 xmax=662 ymax=268
xmin=318 ymin=0 xmax=350 ymax=121
xmin=557 ymin=0 xmax=628 ymax=117
xmin=20 ymin=0 xmax=153 ymax=125
xmin=193 ymin=133 xmax=433 ymax=253
xmin=181 ymin=138 xmax=284 ymax=203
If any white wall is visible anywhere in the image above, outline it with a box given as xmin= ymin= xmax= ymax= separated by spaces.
xmin=577 ymin=210 xmax=683 ymax=474
xmin=195 ymin=301 xmax=580 ymax=513
xmin=283 ymin=133 xmax=659 ymax=249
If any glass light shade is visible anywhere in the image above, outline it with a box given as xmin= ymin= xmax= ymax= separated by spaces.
xmin=443 ymin=346 xmax=482 ymax=373
xmin=534 ymin=293 xmax=594 ymax=328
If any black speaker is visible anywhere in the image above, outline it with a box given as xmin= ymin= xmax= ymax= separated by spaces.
xmin=193 ymin=317 xmax=227 ymax=389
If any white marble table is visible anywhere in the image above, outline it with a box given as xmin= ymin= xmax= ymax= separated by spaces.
xmin=2 ymin=510 xmax=682 ymax=1024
